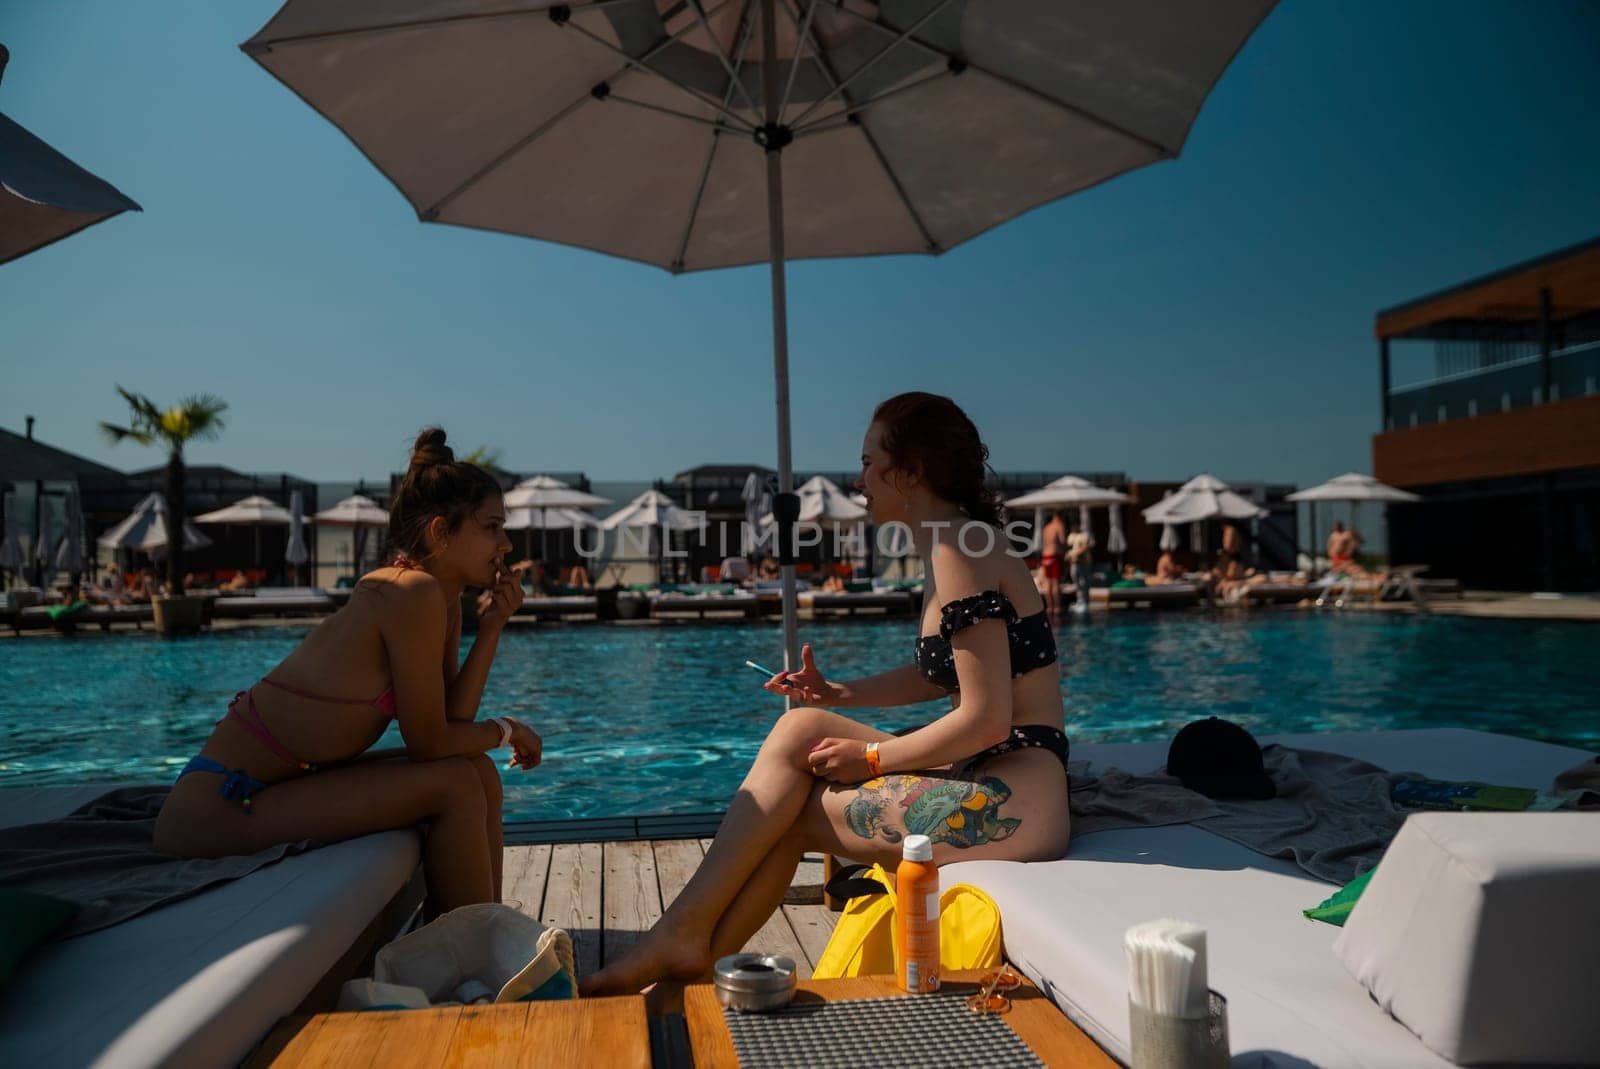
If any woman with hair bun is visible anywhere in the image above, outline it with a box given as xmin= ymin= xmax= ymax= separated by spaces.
xmin=586 ymin=392 xmax=1070 ymax=996
xmin=154 ymin=428 xmax=539 ymax=916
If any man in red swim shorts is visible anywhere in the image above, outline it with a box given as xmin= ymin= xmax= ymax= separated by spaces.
xmin=1038 ymin=510 xmax=1068 ymax=617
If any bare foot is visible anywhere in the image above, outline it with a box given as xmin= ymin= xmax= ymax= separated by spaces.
xmin=581 ymin=930 xmax=710 ymax=996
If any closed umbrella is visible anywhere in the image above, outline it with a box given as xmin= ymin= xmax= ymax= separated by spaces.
xmin=0 ymin=491 xmax=24 ymax=574
xmin=33 ymin=495 xmax=57 ymax=583
xmin=194 ymin=494 xmax=294 ymax=569
xmin=1107 ymin=503 xmax=1127 ymax=558
xmin=1159 ymin=523 xmax=1180 ymax=552
xmin=503 ymin=475 xmax=611 ymax=559
xmin=242 ymin=0 xmax=1275 ymax=677
xmin=0 ymin=46 xmax=141 ymax=264
xmin=54 ymin=485 xmax=85 ymax=576
xmin=741 ymin=472 xmax=768 ymax=556
xmin=285 ymin=489 xmax=309 ymax=581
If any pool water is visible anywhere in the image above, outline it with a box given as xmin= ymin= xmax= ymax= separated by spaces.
xmin=1 ymin=614 xmax=1594 ymax=822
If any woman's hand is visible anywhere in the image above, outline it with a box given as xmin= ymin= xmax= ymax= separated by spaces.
xmin=507 ymin=718 xmax=542 ymax=771
xmin=762 ymin=643 xmax=843 ymax=705
xmin=807 ymin=737 xmax=870 ymax=783
xmin=477 ymin=562 xmax=527 ymax=632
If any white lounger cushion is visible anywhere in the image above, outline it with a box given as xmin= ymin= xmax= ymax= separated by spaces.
xmin=0 ymin=786 xmax=420 ymax=1069
xmin=1334 ymin=812 xmax=1600 ymax=1065
xmin=943 ymin=729 xmax=1595 ymax=1068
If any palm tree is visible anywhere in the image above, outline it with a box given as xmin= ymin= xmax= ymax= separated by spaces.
xmin=101 ymin=386 xmax=228 ymax=596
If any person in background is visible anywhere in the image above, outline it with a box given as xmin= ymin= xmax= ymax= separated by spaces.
xmin=1065 ymin=517 xmax=1094 ymax=612
xmin=1149 ymin=550 xmax=1184 ymax=585
xmin=560 ymin=559 xmax=592 ymax=590
xmin=756 ymin=556 xmax=780 ymax=581
xmin=1037 ymin=510 xmax=1067 ymax=617
xmin=1327 ymin=521 xmax=1356 ymax=575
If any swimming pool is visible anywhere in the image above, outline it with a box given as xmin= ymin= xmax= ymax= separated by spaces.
xmin=1 ymin=614 xmax=1593 ymax=822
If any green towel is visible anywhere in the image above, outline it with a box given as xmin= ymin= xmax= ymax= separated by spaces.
xmin=1303 ymin=867 xmax=1376 ymax=927
xmin=1391 ymin=778 xmax=1536 ymax=811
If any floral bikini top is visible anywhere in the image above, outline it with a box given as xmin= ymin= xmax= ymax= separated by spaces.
xmin=913 ymin=590 xmax=1058 ymax=692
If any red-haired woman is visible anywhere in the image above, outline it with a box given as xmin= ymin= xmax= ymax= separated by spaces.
xmin=585 ymin=392 xmax=1070 ymax=995
xmin=154 ymin=429 xmax=541 ymax=916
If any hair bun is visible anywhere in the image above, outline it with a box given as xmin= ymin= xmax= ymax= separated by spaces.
xmin=409 ymin=427 xmax=453 ymax=469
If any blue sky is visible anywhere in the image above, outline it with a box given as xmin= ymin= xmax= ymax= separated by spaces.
xmin=4 ymin=0 xmax=1599 ymax=486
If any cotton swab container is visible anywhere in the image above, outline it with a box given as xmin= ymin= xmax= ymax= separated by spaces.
xmin=1125 ymin=919 xmax=1230 ymax=1068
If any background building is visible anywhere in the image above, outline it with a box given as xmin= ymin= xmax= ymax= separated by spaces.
xmin=1374 ymin=236 xmax=1600 ymax=590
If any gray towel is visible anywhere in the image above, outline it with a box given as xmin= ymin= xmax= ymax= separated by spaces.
xmin=1068 ymin=745 xmax=1406 ymax=885
xmin=0 ymin=786 xmax=310 ymax=938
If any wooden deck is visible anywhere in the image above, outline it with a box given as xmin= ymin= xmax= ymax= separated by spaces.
xmin=500 ymin=839 xmax=838 ymax=978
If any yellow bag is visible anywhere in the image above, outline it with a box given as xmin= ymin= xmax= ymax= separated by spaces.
xmin=813 ymin=862 xmax=1003 ymax=980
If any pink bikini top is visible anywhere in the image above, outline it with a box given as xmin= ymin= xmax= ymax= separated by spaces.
xmin=258 ymin=675 xmax=397 ymax=719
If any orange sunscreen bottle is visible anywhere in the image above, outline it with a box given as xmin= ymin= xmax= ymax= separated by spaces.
xmin=896 ymin=833 xmax=940 ymax=993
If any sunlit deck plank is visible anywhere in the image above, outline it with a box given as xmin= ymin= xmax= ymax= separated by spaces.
xmin=601 ymin=840 xmax=662 ymax=966
xmin=540 ymin=842 xmax=603 ymax=976
xmin=501 ymin=843 xmax=551 ymax=916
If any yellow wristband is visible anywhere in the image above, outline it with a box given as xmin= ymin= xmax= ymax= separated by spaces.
xmin=864 ymin=741 xmax=882 ymax=778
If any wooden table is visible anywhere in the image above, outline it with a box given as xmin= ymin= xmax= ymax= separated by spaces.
xmin=246 ymin=996 xmax=651 ymax=1069
xmin=683 ymin=970 xmax=1116 ymax=1068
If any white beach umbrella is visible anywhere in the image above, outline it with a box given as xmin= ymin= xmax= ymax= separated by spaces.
xmin=0 ymin=46 xmax=142 ymax=265
xmin=313 ymin=493 xmax=389 ymax=576
xmin=195 ymin=494 xmax=294 ymax=568
xmin=603 ymin=489 xmax=704 ymax=580
xmin=241 ymin=0 xmax=1275 ymax=677
xmin=503 ymin=475 xmax=610 ymax=558
xmin=1159 ymin=523 xmax=1180 ymax=552
xmin=100 ymin=494 xmax=212 ymax=555
xmin=1142 ymin=474 xmax=1267 ymax=525
xmin=1285 ymin=473 xmax=1422 ymax=504
xmin=0 ymin=491 xmax=24 ymax=572
xmin=1005 ymin=475 xmax=1130 ymax=510
xmin=763 ymin=475 xmax=868 ymax=528
xmin=506 ymin=506 xmax=601 ymax=531
xmin=285 ymin=490 xmax=309 ymax=573
xmin=53 ymin=485 xmax=85 ymax=575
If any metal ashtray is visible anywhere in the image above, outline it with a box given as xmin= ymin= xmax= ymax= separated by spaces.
xmin=713 ymin=953 xmax=798 ymax=1013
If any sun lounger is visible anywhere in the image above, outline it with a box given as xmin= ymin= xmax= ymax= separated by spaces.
xmin=1088 ymin=582 xmax=1204 ymax=609
xmin=797 ymin=590 xmax=915 ymax=618
xmin=944 ymin=728 xmax=1595 ymax=1068
xmin=212 ymin=590 xmax=336 ymax=619
xmin=647 ymin=590 xmax=760 ymax=619
xmin=0 ymin=785 xmax=421 ymax=1069
xmin=1237 ymin=582 xmax=1310 ymax=605
xmin=514 ymin=594 xmax=600 ymax=620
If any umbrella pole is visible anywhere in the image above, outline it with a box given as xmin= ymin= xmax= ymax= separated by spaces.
xmin=761 ymin=0 xmax=800 ymax=680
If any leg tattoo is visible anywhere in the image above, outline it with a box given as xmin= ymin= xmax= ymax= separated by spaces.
xmin=844 ymin=774 xmax=1022 ymax=848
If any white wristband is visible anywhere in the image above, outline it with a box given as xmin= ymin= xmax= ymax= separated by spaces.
xmin=492 ymin=717 xmax=514 ymax=749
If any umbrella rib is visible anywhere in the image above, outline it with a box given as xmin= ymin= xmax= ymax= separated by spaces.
xmin=820 ymin=3 xmax=1174 ymax=158
xmin=788 ymin=0 xmax=956 ymax=128
xmin=685 ymin=0 xmax=760 ymax=115
xmin=423 ymin=0 xmax=746 ymax=220
xmin=562 ymin=20 xmax=757 ymax=133
xmin=776 ymin=0 xmax=822 ymax=118
xmin=607 ymin=94 xmax=738 ymax=132
xmin=242 ymin=0 xmax=638 ymax=52
xmin=673 ymin=0 xmax=758 ymax=272
xmin=777 ymin=0 xmax=938 ymax=253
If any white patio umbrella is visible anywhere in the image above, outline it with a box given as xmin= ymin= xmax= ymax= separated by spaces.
xmin=741 ymin=472 xmax=769 ymax=556
xmin=0 ymin=491 xmax=24 ymax=573
xmin=53 ymin=486 xmax=85 ymax=576
xmin=0 ymin=45 xmax=142 ymax=265
xmin=1107 ymin=503 xmax=1128 ymax=558
xmin=241 ymin=0 xmax=1275 ymax=677
xmin=1142 ymin=474 xmax=1267 ymax=525
xmin=194 ymin=494 xmax=294 ymax=568
xmin=503 ymin=475 xmax=611 ymax=559
xmin=1288 ymin=473 xmax=1420 ymax=577
xmin=1006 ymin=475 xmax=1129 ymax=553
xmin=99 ymin=493 xmax=212 ymax=554
xmin=1159 ymin=523 xmax=1180 ymax=552
xmin=285 ymin=490 xmax=309 ymax=579
xmin=312 ymin=494 xmax=390 ymax=576
xmin=602 ymin=489 xmax=704 ymax=582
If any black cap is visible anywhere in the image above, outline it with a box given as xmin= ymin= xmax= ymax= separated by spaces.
xmin=1167 ymin=717 xmax=1276 ymax=800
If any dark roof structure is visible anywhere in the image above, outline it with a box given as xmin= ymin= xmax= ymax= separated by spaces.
xmin=0 ymin=426 xmax=122 ymax=483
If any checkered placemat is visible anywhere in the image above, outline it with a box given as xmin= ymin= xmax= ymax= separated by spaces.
xmin=722 ymin=992 xmax=1045 ymax=1068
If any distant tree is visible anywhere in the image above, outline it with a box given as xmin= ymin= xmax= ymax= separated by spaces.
xmin=100 ymin=387 xmax=228 ymax=596
xmin=460 ymin=445 xmax=504 ymax=471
